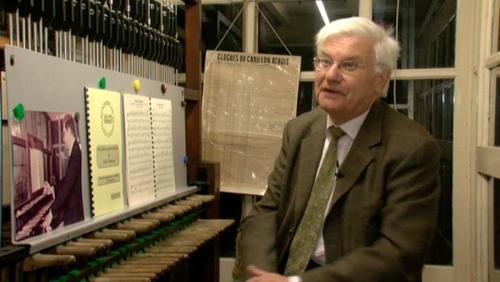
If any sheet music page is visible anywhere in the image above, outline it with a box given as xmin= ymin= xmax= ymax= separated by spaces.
xmin=150 ymin=98 xmax=175 ymax=197
xmin=85 ymin=88 xmax=124 ymax=216
xmin=123 ymin=94 xmax=155 ymax=206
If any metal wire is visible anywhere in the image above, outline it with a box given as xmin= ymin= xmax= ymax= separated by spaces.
xmin=214 ymin=1 xmax=249 ymax=50
xmin=393 ymin=0 xmax=400 ymax=108
xmin=255 ymin=2 xmax=292 ymax=55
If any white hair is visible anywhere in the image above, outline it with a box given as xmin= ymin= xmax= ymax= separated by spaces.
xmin=315 ymin=17 xmax=400 ymax=77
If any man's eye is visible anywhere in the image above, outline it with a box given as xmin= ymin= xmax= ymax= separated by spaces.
xmin=320 ymin=59 xmax=332 ymax=67
xmin=341 ymin=61 xmax=358 ymax=71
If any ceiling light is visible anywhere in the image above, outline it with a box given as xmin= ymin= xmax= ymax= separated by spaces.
xmin=315 ymin=1 xmax=330 ymax=26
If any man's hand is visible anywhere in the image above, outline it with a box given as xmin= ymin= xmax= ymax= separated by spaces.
xmin=41 ymin=210 xmax=53 ymax=232
xmin=245 ymin=265 xmax=288 ymax=282
xmin=42 ymin=181 xmax=54 ymax=196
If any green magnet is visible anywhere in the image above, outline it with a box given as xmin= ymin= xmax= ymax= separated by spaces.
xmin=12 ymin=103 xmax=25 ymax=121
xmin=98 ymin=77 xmax=106 ymax=89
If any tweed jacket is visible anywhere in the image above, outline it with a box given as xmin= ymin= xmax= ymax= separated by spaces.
xmin=234 ymin=100 xmax=441 ymax=282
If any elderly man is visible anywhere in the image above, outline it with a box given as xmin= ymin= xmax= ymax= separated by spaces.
xmin=234 ymin=17 xmax=440 ymax=282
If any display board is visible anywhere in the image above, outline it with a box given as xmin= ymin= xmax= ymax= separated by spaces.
xmin=202 ymin=51 xmax=301 ymax=195
xmin=4 ymin=46 xmax=193 ymax=253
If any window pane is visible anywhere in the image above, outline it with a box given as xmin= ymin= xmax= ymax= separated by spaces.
xmin=496 ymin=76 xmax=500 ymax=145
xmin=384 ymin=80 xmax=409 ymax=105
xmin=413 ymin=80 xmax=454 ymax=141
xmin=297 ymin=82 xmax=314 ymax=116
xmin=258 ymin=0 xmax=359 ymax=71
xmin=494 ymin=0 xmax=500 ymax=52
xmin=199 ymin=4 xmax=244 ymax=68
xmin=385 ymin=79 xmax=454 ymax=265
xmin=202 ymin=4 xmax=243 ymax=52
xmin=416 ymin=80 xmax=454 ymax=265
xmin=495 ymin=178 xmax=500 ymax=269
xmin=373 ymin=0 xmax=456 ymax=68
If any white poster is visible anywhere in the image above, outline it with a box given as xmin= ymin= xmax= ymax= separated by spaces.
xmin=202 ymin=51 xmax=301 ymax=195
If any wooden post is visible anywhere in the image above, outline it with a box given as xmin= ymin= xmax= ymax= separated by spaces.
xmin=189 ymin=161 xmax=221 ymax=282
xmin=184 ymin=0 xmax=203 ymax=183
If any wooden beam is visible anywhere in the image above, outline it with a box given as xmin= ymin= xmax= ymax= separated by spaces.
xmin=184 ymin=1 xmax=202 ymax=182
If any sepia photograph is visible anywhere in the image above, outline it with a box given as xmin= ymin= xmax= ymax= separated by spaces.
xmin=11 ymin=111 xmax=84 ymax=241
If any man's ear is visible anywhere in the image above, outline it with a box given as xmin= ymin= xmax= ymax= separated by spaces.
xmin=376 ymin=69 xmax=391 ymax=94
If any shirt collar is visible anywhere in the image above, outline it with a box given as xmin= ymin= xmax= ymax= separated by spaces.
xmin=326 ymin=109 xmax=370 ymax=140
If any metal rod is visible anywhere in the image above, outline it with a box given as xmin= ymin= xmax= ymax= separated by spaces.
xmin=27 ymin=15 xmax=32 ymax=50
xmin=33 ymin=22 xmax=38 ymax=52
xmin=40 ymin=19 xmax=44 ymax=53
xmin=9 ymin=14 xmax=14 ymax=45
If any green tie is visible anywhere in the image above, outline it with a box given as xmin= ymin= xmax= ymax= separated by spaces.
xmin=284 ymin=126 xmax=345 ymax=275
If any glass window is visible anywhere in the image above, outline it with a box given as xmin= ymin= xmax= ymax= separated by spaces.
xmin=297 ymin=82 xmax=314 ymax=116
xmin=12 ymin=144 xmax=28 ymax=207
xmin=495 ymin=178 xmax=500 ymax=270
xmin=494 ymin=0 xmax=500 ymax=52
xmin=0 ymin=10 xmax=7 ymax=38
xmin=198 ymin=3 xmax=244 ymax=69
xmin=383 ymin=79 xmax=454 ymax=265
xmin=257 ymin=0 xmax=359 ymax=71
xmin=202 ymin=4 xmax=243 ymax=52
xmin=417 ymin=80 xmax=454 ymax=265
xmin=373 ymin=0 xmax=456 ymax=68
xmin=496 ymin=75 xmax=500 ymax=146
xmin=384 ymin=80 xmax=409 ymax=105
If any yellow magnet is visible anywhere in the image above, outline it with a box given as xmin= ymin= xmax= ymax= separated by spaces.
xmin=133 ymin=79 xmax=141 ymax=93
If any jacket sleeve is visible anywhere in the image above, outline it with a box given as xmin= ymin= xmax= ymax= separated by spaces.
xmin=233 ymin=122 xmax=292 ymax=281
xmin=300 ymin=137 xmax=441 ymax=282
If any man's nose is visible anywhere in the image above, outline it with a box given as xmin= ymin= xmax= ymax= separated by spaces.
xmin=324 ymin=63 xmax=343 ymax=81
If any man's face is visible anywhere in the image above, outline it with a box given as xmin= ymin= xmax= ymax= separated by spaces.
xmin=314 ymin=35 xmax=389 ymax=124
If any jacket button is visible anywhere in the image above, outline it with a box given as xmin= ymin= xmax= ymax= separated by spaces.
xmin=288 ymin=228 xmax=294 ymax=236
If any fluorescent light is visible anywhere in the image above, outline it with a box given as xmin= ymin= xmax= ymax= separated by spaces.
xmin=315 ymin=0 xmax=330 ymax=26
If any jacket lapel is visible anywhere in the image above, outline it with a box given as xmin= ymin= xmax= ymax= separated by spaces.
xmin=330 ymin=101 xmax=385 ymax=207
xmin=292 ymin=114 xmax=327 ymax=217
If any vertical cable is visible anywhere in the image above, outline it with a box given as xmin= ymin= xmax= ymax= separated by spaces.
xmin=393 ymin=0 xmax=400 ymax=109
xmin=214 ymin=1 xmax=249 ymax=51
